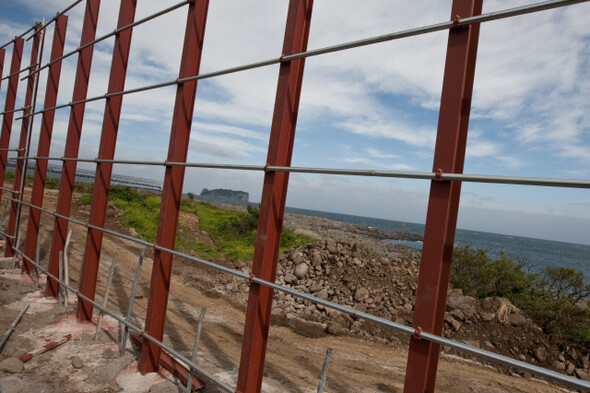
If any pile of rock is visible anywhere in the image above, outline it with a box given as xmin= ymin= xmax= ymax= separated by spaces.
xmin=220 ymin=239 xmax=590 ymax=382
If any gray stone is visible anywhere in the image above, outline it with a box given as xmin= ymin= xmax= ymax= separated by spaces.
xmin=312 ymin=253 xmax=322 ymax=267
xmin=0 ymin=357 xmax=23 ymax=374
xmin=314 ymin=288 xmax=329 ymax=300
xmin=0 ymin=375 xmax=27 ymax=393
xmin=508 ymin=313 xmax=527 ymax=327
xmin=327 ymin=322 xmax=344 ymax=335
xmin=354 ymin=287 xmax=369 ymax=301
xmin=534 ymin=346 xmax=547 ymax=362
xmin=450 ymin=318 xmax=461 ymax=331
xmin=284 ymin=273 xmax=297 ymax=284
xmin=71 ymin=356 xmax=84 ymax=369
xmin=553 ymin=360 xmax=566 ymax=371
xmin=352 ymin=257 xmax=362 ymax=266
xmin=450 ymin=309 xmax=465 ymax=321
xmin=566 ymin=362 xmax=576 ymax=375
xmin=575 ymin=368 xmax=590 ymax=381
xmin=558 ymin=353 xmax=565 ymax=362
xmin=518 ymin=354 xmax=526 ymax=361
xmin=446 ymin=293 xmax=477 ymax=319
xmin=294 ymin=263 xmax=309 ymax=279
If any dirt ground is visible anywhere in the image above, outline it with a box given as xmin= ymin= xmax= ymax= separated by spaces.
xmin=0 ymin=184 xmax=582 ymax=392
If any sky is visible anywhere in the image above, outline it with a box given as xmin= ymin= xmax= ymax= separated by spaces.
xmin=0 ymin=0 xmax=589 ymax=245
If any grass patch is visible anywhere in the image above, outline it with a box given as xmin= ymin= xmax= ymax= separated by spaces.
xmin=180 ymin=201 xmax=314 ymax=261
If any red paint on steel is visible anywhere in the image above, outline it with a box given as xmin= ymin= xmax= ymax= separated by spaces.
xmin=18 ymin=334 xmax=72 ymax=362
xmin=236 ymin=1 xmax=313 ymax=392
xmin=0 ymin=39 xmax=24 ymax=205
xmin=77 ymin=0 xmax=137 ymax=323
xmin=0 ymin=49 xmax=5 ymax=92
xmin=139 ymin=0 xmax=209 ymax=374
xmin=6 ymin=26 xmax=41 ymax=261
xmin=45 ymin=0 xmax=101 ymax=298
xmin=23 ymin=15 xmax=69 ymax=276
xmin=403 ymin=1 xmax=482 ymax=392
xmin=130 ymin=334 xmax=205 ymax=390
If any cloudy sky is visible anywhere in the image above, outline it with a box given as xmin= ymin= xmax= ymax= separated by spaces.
xmin=1 ymin=0 xmax=589 ymax=245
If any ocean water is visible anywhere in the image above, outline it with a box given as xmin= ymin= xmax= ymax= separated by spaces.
xmin=285 ymin=207 xmax=590 ymax=280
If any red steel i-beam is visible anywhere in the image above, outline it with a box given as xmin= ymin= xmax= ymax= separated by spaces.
xmin=0 ymin=49 xmax=5 ymax=92
xmin=404 ymin=1 xmax=482 ymax=392
xmin=139 ymin=0 xmax=209 ymax=374
xmin=0 ymin=39 xmax=24 ymax=203
xmin=46 ymin=0 xmax=101 ymax=298
xmin=23 ymin=15 xmax=69 ymax=275
xmin=77 ymin=0 xmax=137 ymax=322
xmin=236 ymin=1 xmax=313 ymax=392
xmin=6 ymin=23 xmax=42 ymax=261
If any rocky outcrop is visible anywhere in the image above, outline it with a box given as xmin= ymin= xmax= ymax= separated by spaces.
xmin=200 ymin=188 xmax=248 ymax=202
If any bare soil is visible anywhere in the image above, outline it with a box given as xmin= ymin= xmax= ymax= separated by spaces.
xmin=0 ymin=185 xmax=581 ymax=392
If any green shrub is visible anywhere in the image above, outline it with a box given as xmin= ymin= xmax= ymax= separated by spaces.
xmin=451 ymin=246 xmax=590 ymax=350
xmin=451 ymin=246 xmax=531 ymax=298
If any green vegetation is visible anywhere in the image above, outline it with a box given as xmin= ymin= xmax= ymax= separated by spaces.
xmin=181 ymin=202 xmax=313 ymax=261
xmin=452 ymin=245 xmax=590 ymax=350
xmin=76 ymin=185 xmax=313 ymax=261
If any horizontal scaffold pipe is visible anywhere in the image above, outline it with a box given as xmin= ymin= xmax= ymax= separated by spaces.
xmin=11 ymin=247 xmax=234 ymax=393
xmin=25 ymin=0 xmax=191 ymax=80
xmin=9 ymin=197 xmax=590 ymax=390
xmin=19 ymin=0 xmax=590 ymax=119
xmin=14 ymin=155 xmax=590 ymax=189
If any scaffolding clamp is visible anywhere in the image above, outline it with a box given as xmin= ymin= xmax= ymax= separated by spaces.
xmin=413 ymin=326 xmax=423 ymax=340
xmin=434 ymin=168 xmax=444 ymax=182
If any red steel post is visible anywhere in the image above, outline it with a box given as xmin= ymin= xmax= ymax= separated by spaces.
xmin=45 ymin=0 xmax=101 ymax=298
xmin=0 ymin=39 xmax=24 ymax=203
xmin=4 ymin=23 xmax=41 ymax=258
xmin=139 ymin=0 xmax=209 ymax=374
xmin=403 ymin=1 xmax=482 ymax=392
xmin=0 ymin=48 xmax=5 ymax=92
xmin=23 ymin=16 xmax=69 ymax=275
xmin=236 ymin=1 xmax=313 ymax=392
xmin=77 ymin=0 xmax=137 ymax=322
xmin=6 ymin=24 xmax=42 ymax=261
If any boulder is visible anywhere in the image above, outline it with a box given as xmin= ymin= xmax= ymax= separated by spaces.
xmin=294 ymin=263 xmax=309 ymax=279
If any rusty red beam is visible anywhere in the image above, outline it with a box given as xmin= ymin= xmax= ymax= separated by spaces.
xmin=0 ymin=39 xmax=24 ymax=203
xmin=6 ymin=25 xmax=41 ymax=260
xmin=403 ymin=1 xmax=482 ymax=392
xmin=0 ymin=49 xmax=5 ymax=92
xmin=77 ymin=0 xmax=137 ymax=322
xmin=45 ymin=0 xmax=101 ymax=298
xmin=236 ymin=1 xmax=313 ymax=392
xmin=139 ymin=0 xmax=209 ymax=374
xmin=130 ymin=334 xmax=205 ymax=391
xmin=23 ymin=15 xmax=69 ymax=276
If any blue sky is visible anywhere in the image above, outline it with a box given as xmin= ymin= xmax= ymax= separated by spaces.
xmin=1 ymin=0 xmax=590 ymax=245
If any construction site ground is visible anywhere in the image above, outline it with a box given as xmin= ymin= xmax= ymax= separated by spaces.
xmin=0 ymin=184 xmax=580 ymax=393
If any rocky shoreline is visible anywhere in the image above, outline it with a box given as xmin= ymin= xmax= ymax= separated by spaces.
xmin=208 ymin=206 xmax=590 ymax=385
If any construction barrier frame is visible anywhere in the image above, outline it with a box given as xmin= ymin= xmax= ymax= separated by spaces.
xmin=0 ymin=0 xmax=589 ymax=392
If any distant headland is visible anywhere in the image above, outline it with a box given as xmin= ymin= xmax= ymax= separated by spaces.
xmin=199 ymin=188 xmax=249 ymax=203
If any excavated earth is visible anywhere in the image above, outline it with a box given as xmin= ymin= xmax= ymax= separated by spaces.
xmin=0 ymin=186 xmax=588 ymax=392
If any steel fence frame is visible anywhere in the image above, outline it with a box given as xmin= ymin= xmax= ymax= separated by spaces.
xmin=0 ymin=0 xmax=589 ymax=392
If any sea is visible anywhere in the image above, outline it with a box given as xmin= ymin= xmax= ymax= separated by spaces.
xmin=285 ymin=207 xmax=590 ymax=281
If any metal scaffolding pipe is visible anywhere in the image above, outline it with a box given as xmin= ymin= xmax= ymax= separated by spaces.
xmin=20 ymin=0 xmax=590 ymax=122
xmin=12 ymin=247 xmax=235 ymax=393
xmin=27 ymin=0 xmax=190 ymax=80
